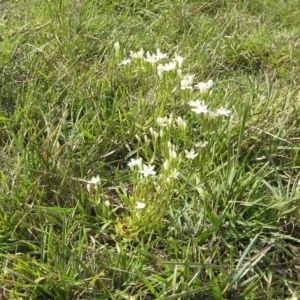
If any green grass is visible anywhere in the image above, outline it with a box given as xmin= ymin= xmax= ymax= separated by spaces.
xmin=1 ymin=0 xmax=300 ymax=299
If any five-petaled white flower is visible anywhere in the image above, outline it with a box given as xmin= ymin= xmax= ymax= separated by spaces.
xmin=128 ymin=158 xmax=143 ymax=170
xmin=180 ymin=74 xmax=195 ymax=90
xmin=144 ymin=51 xmax=159 ymax=64
xmin=188 ymin=100 xmax=209 ymax=114
xmin=185 ymin=149 xmax=198 ymax=160
xmin=155 ymin=48 xmax=168 ymax=60
xmin=135 ymin=201 xmax=146 ymax=209
xmin=194 ymin=79 xmax=213 ymax=93
xmin=216 ymin=108 xmax=231 ymax=117
xmin=118 ymin=58 xmax=131 ymax=66
xmin=139 ymin=164 xmax=156 ymax=177
xmin=180 ymin=78 xmax=193 ymax=90
xmin=195 ymin=141 xmax=208 ymax=148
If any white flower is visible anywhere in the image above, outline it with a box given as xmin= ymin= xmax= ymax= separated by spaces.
xmin=185 ymin=149 xmax=198 ymax=160
xmin=180 ymin=78 xmax=193 ymax=90
xmin=144 ymin=51 xmax=159 ymax=64
xmin=128 ymin=158 xmax=143 ymax=170
xmin=135 ymin=201 xmax=146 ymax=209
xmin=86 ymin=175 xmax=101 ymax=192
xmin=104 ymin=200 xmax=110 ymax=207
xmin=194 ymin=79 xmax=213 ymax=93
xmin=118 ymin=58 xmax=131 ymax=66
xmin=156 ymin=48 xmax=168 ymax=60
xmin=114 ymin=41 xmax=120 ymax=51
xmin=168 ymin=140 xmax=177 ymax=159
xmin=167 ymin=141 xmax=175 ymax=149
xmin=163 ymin=160 xmax=170 ymax=170
xmin=157 ymin=116 xmax=168 ymax=127
xmin=177 ymin=69 xmax=183 ymax=78
xmin=180 ymin=74 xmax=195 ymax=90
xmin=149 ymin=127 xmax=158 ymax=139
xmin=139 ymin=164 xmax=156 ymax=177
xmin=164 ymin=61 xmax=177 ymax=71
xmin=169 ymin=148 xmax=177 ymax=159
xmin=184 ymin=74 xmax=195 ymax=84
xmin=188 ymin=100 xmax=209 ymax=114
xmin=130 ymin=48 xmax=145 ymax=59
xmin=157 ymin=64 xmax=164 ymax=78
xmin=175 ymin=116 xmax=186 ymax=130
xmin=195 ymin=141 xmax=208 ymax=148
xmin=188 ymin=100 xmax=202 ymax=107
xmin=216 ymin=108 xmax=231 ymax=117
xmin=173 ymin=53 xmax=185 ymax=68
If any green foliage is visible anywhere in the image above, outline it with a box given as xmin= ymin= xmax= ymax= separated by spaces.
xmin=1 ymin=0 xmax=300 ymax=299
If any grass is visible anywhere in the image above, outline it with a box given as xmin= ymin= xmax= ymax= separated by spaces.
xmin=1 ymin=0 xmax=300 ymax=299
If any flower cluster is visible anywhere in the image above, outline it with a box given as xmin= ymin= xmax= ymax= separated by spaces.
xmin=118 ymin=47 xmax=168 ymax=66
xmin=112 ymin=43 xmax=233 ymax=228
xmin=188 ymin=99 xmax=231 ymax=118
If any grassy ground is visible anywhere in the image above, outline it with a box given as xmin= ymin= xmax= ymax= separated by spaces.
xmin=1 ymin=0 xmax=300 ymax=299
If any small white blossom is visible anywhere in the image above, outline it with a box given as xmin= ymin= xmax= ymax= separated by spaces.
xmin=163 ymin=160 xmax=170 ymax=170
xmin=104 ymin=200 xmax=110 ymax=207
xmin=149 ymin=127 xmax=158 ymax=139
xmin=156 ymin=48 xmax=168 ymax=60
xmin=175 ymin=116 xmax=186 ymax=130
xmin=185 ymin=149 xmax=198 ymax=160
xmin=180 ymin=78 xmax=193 ymax=90
xmin=114 ymin=41 xmax=120 ymax=51
xmin=157 ymin=116 xmax=168 ymax=127
xmin=216 ymin=108 xmax=231 ymax=117
xmin=135 ymin=202 xmax=146 ymax=209
xmin=194 ymin=79 xmax=213 ymax=93
xmin=139 ymin=164 xmax=156 ymax=177
xmin=189 ymin=100 xmax=209 ymax=114
xmin=180 ymin=74 xmax=195 ymax=90
xmin=168 ymin=141 xmax=177 ymax=159
xmin=118 ymin=58 xmax=131 ymax=66
xmin=144 ymin=51 xmax=159 ymax=64
xmin=173 ymin=53 xmax=185 ymax=68
xmin=86 ymin=175 xmax=101 ymax=192
xmin=157 ymin=114 xmax=173 ymax=127
xmin=128 ymin=158 xmax=143 ymax=170
xmin=130 ymin=48 xmax=145 ymax=59
xmin=167 ymin=141 xmax=174 ymax=149
xmin=163 ymin=61 xmax=177 ymax=71
xmin=184 ymin=74 xmax=195 ymax=84
xmin=169 ymin=148 xmax=177 ymax=159
xmin=195 ymin=141 xmax=208 ymax=148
